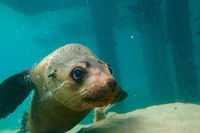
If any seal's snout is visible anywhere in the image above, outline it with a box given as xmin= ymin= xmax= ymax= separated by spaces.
xmin=106 ymin=79 xmax=118 ymax=92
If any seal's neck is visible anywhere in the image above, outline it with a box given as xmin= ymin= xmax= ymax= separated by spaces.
xmin=28 ymin=90 xmax=90 ymax=133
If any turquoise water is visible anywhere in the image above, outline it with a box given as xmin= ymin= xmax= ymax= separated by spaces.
xmin=0 ymin=0 xmax=200 ymax=131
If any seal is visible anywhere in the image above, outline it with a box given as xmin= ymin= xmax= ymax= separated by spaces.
xmin=0 ymin=43 xmax=127 ymax=133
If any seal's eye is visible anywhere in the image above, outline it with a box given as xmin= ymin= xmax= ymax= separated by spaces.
xmin=108 ymin=65 xmax=113 ymax=74
xmin=72 ymin=67 xmax=85 ymax=80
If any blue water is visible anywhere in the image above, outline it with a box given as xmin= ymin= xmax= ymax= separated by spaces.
xmin=0 ymin=0 xmax=200 ymax=131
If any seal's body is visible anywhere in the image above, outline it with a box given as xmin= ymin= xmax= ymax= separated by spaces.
xmin=0 ymin=44 xmax=127 ymax=133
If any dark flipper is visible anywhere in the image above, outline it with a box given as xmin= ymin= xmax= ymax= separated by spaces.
xmin=0 ymin=69 xmax=35 ymax=119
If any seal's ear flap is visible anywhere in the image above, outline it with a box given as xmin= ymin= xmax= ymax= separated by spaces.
xmin=0 ymin=69 xmax=35 ymax=119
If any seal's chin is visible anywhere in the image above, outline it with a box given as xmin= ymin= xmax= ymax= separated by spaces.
xmin=83 ymin=96 xmax=112 ymax=107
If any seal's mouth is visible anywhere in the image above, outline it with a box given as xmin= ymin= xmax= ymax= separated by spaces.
xmin=83 ymin=97 xmax=112 ymax=107
xmin=83 ymin=87 xmax=128 ymax=107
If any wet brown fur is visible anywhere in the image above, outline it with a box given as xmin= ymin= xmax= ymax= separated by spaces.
xmin=28 ymin=44 xmax=122 ymax=133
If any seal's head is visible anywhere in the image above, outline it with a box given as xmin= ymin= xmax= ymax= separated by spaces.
xmin=32 ymin=44 xmax=127 ymax=111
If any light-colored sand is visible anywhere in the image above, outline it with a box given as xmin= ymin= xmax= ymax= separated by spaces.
xmin=76 ymin=102 xmax=200 ymax=133
xmin=0 ymin=130 xmax=18 ymax=133
xmin=1 ymin=103 xmax=200 ymax=133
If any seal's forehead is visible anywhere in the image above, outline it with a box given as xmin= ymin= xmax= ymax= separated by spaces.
xmin=47 ymin=44 xmax=99 ymax=68
xmin=61 ymin=44 xmax=96 ymax=57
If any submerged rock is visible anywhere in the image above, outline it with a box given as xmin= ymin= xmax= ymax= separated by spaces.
xmin=0 ymin=130 xmax=19 ymax=133
xmin=75 ymin=102 xmax=200 ymax=133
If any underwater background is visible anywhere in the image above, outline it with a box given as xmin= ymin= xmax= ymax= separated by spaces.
xmin=0 ymin=0 xmax=200 ymax=130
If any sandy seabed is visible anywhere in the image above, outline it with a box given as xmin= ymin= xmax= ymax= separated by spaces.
xmin=1 ymin=102 xmax=200 ymax=133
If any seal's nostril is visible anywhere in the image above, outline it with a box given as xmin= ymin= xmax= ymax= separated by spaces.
xmin=107 ymin=79 xmax=117 ymax=90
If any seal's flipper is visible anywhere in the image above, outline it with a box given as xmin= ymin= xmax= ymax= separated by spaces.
xmin=0 ymin=69 xmax=35 ymax=119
